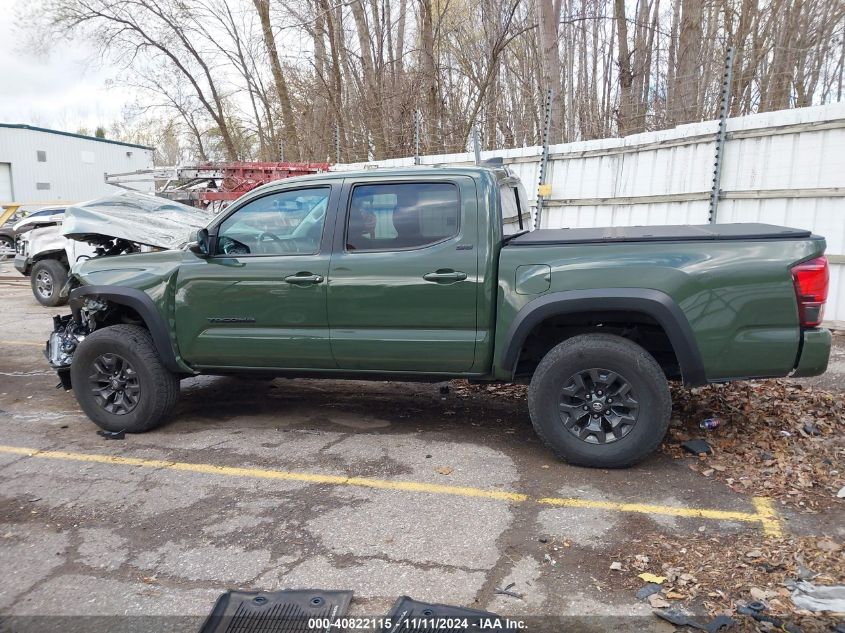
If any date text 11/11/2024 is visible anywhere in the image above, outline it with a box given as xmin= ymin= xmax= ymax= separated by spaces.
xmin=307 ymin=617 xmax=528 ymax=630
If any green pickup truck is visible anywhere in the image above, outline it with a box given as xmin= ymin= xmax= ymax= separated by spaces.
xmin=47 ymin=166 xmax=831 ymax=467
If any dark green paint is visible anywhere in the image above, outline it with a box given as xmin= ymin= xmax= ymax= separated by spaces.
xmin=493 ymin=237 xmax=825 ymax=380
xmin=791 ymin=329 xmax=832 ymax=377
xmin=68 ymin=166 xmax=830 ymax=383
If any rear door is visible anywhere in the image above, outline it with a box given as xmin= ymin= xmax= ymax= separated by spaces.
xmin=327 ymin=177 xmax=479 ymax=372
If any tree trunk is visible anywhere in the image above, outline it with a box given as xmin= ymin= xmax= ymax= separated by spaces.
xmin=349 ymin=0 xmax=386 ymax=158
xmin=614 ymin=0 xmax=635 ymax=136
xmin=317 ymin=0 xmax=347 ymax=160
xmin=253 ymin=0 xmax=301 ymax=159
xmin=536 ymin=0 xmax=563 ymax=142
xmin=671 ymin=0 xmax=703 ymax=125
xmin=418 ymin=0 xmax=439 ymax=151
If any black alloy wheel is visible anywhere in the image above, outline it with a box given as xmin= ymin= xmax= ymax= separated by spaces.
xmin=558 ymin=368 xmax=639 ymax=445
xmin=88 ymin=353 xmax=141 ymax=415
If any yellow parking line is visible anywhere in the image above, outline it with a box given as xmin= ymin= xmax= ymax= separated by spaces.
xmin=0 ymin=340 xmax=45 ymax=347
xmin=751 ymin=497 xmax=784 ymax=537
xmin=538 ymin=496 xmax=782 ymax=535
xmin=0 ymin=444 xmax=782 ymax=534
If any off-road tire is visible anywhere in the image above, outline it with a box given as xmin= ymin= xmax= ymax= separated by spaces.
xmin=30 ymin=259 xmax=68 ymax=307
xmin=71 ymin=325 xmax=180 ymax=433
xmin=528 ymin=333 xmax=671 ymax=468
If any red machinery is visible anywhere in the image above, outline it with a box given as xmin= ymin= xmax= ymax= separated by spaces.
xmin=105 ymin=162 xmax=331 ymax=208
xmin=193 ymin=162 xmax=330 ymax=203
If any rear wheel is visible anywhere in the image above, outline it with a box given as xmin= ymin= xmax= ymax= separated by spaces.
xmin=30 ymin=259 xmax=68 ymax=307
xmin=528 ymin=333 xmax=671 ymax=468
xmin=70 ymin=325 xmax=180 ymax=433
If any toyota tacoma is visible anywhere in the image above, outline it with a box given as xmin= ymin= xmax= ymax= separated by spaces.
xmin=46 ymin=166 xmax=831 ymax=467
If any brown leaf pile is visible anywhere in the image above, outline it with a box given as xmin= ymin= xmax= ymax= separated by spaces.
xmin=667 ymin=380 xmax=845 ymax=510
xmin=449 ymin=380 xmax=528 ymax=400
xmin=452 ymin=378 xmax=845 ymax=511
xmin=614 ymin=531 xmax=844 ymax=630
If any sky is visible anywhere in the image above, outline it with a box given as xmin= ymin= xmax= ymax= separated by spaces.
xmin=0 ymin=0 xmax=131 ymax=132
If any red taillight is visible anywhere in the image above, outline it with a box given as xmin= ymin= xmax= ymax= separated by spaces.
xmin=791 ymin=256 xmax=829 ymax=327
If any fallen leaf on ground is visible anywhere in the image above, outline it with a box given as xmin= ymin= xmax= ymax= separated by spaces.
xmin=816 ymin=539 xmax=841 ymax=552
xmin=648 ymin=594 xmax=671 ymax=608
xmin=750 ymin=587 xmax=779 ymax=601
xmin=435 ymin=466 xmax=453 ymax=475
xmin=618 ymin=531 xmax=844 ymax=628
xmin=665 ymin=379 xmax=845 ymax=511
xmin=638 ymin=572 xmax=666 ymax=584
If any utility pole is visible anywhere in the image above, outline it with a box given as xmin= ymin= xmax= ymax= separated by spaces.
xmin=472 ymin=126 xmax=481 ymax=165
xmin=709 ymin=47 xmax=734 ymax=224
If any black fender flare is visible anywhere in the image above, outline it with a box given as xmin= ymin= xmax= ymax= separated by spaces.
xmin=31 ymin=249 xmax=67 ymax=263
xmin=69 ymin=285 xmax=184 ymax=374
xmin=501 ymin=288 xmax=707 ymax=386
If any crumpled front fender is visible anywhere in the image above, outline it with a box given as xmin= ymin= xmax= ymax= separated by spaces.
xmin=67 ymin=285 xmax=193 ymax=375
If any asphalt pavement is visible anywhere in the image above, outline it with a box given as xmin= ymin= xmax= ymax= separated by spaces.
xmin=0 ymin=260 xmax=841 ymax=632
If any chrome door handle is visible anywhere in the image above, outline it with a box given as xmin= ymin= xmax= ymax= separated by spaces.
xmin=423 ymin=270 xmax=467 ymax=283
xmin=284 ymin=273 xmax=324 ymax=284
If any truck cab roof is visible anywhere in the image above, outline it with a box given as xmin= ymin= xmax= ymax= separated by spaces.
xmin=246 ymin=165 xmax=513 ymax=193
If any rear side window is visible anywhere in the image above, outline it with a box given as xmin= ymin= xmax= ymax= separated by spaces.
xmin=346 ymin=182 xmax=459 ymax=252
xmin=500 ymin=185 xmax=528 ymax=234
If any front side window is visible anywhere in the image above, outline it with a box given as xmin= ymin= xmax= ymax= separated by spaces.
xmin=346 ymin=182 xmax=459 ymax=252
xmin=216 ymin=187 xmax=329 ymax=256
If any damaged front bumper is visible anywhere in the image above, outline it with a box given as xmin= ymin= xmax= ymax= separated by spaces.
xmin=46 ymin=314 xmax=85 ymax=389
xmin=45 ymin=295 xmax=109 ymax=389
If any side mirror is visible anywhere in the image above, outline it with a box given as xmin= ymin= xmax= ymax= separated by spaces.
xmin=189 ymin=228 xmax=211 ymax=257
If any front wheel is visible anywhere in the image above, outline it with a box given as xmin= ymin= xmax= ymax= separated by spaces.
xmin=0 ymin=236 xmax=13 ymax=259
xmin=528 ymin=334 xmax=671 ymax=468
xmin=70 ymin=325 xmax=180 ymax=433
xmin=30 ymin=259 xmax=68 ymax=307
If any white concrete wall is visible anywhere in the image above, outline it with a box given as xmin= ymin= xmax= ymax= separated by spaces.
xmin=333 ymin=102 xmax=845 ymax=323
xmin=0 ymin=125 xmax=154 ymax=208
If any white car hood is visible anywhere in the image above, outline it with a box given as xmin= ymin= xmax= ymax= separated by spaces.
xmin=13 ymin=212 xmax=64 ymax=232
xmin=61 ymin=191 xmax=213 ymax=250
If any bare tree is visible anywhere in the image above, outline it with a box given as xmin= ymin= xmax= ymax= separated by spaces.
xmin=31 ymin=0 xmax=845 ymax=163
xmin=252 ymin=0 xmax=300 ymax=158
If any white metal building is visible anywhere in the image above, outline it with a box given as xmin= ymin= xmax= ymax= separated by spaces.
xmin=0 ymin=124 xmax=154 ymax=207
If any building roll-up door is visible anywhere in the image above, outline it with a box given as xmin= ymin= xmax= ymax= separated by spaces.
xmin=0 ymin=164 xmax=12 ymax=203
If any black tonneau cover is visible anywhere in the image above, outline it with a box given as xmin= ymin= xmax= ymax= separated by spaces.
xmin=508 ymin=223 xmax=813 ymax=246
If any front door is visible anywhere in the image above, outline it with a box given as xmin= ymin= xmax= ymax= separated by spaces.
xmin=175 ymin=184 xmax=339 ymax=369
xmin=327 ymin=177 xmax=479 ymax=372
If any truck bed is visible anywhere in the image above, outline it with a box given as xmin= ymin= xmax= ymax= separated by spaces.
xmin=507 ymin=223 xmax=814 ymax=246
